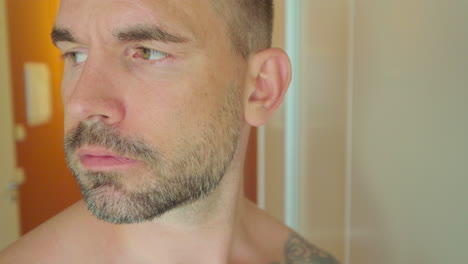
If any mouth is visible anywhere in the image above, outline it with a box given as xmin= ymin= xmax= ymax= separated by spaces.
xmin=77 ymin=147 xmax=140 ymax=171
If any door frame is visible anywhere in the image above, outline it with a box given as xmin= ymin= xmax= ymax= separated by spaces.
xmin=0 ymin=0 xmax=21 ymax=250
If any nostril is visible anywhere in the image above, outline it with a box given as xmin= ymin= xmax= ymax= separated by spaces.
xmin=87 ymin=102 xmax=125 ymax=125
xmin=66 ymin=93 xmax=126 ymax=126
xmin=64 ymin=63 xmax=126 ymax=126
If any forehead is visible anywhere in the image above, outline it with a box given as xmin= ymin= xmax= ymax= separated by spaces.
xmin=55 ymin=0 xmax=223 ymax=44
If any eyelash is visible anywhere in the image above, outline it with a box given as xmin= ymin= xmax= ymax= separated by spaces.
xmin=61 ymin=51 xmax=88 ymax=66
xmin=132 ymin=47 xmax=172 ymax=63
xmin=61 ymin=47 xmax=172 ymax=65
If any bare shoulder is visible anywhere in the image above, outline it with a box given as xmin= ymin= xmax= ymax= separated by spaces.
xmin=271 ymin=232 xmax=341 ymax=264
xmin=243 ymin=200 xmax=340 ymax=264
xmin=0 ymin=201 xmax=111 ymax=264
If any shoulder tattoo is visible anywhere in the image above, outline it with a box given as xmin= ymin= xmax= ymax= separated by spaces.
xmin=270 ymin=232 xmax=341 ymax=264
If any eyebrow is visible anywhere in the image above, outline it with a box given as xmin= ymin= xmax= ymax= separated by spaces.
xmin=50 ymin=24 xmax=189 ymax=46
xmin=115 ymin=24 xmax=189 ymax=44
xmin=51 ymin=27 xmax=76 ymax=46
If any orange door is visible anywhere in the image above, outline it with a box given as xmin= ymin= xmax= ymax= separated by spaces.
xmin=7 ymin=0 xmax=81 ymax=234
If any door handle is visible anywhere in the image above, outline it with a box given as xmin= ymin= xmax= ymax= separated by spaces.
xmin=7 ymin=167 xmax=25 ymax=200
xmin=11 ymin=167 xmax=25 ymax=186
xmin=8 ymin=182 xmax=20 ymax=191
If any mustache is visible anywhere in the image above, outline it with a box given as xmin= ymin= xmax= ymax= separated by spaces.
xmin=64 ymin=122 xmax=159 ymax=163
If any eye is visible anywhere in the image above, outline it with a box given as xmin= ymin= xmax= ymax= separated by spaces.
xmin=134 ymin=47 xmax=169 ymax=61
xmin=64 ymin=51 xmax=88 ymax=64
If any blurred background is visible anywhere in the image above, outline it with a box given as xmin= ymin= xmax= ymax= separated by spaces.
xmin=1 ymin=0 xmax=467 ymax=263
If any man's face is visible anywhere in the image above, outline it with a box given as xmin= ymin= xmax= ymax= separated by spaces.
xmin=55 ymin=0 xmax=246 ymax=224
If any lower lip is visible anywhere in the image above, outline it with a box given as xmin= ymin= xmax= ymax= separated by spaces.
xmin=79 ymin=155 xmax=139 ymax=171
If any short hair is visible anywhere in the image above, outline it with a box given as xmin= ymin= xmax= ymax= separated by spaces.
xmin=213 ymin=0 xmax=274 ymax=58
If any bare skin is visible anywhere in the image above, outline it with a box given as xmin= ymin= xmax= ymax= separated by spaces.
xmin=0 ymin=0 xmax=339 ymax=263
xmin=0 ymin=199 xmax=338 ymax=264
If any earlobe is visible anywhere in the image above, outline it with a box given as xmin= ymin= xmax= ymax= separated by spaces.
xmin=245 ymin=48 xmax=292 ymax=127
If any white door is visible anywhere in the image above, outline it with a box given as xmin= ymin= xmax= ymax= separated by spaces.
xmin=263 ymin=1 xmax=468 ymax=263
xmin=0 ymin=0 xmax=21 ymax=251
xmin=347 ymin=0 xmax=468 ymax=263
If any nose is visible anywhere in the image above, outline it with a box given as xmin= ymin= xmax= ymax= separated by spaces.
xmin=64 ymin=61 xmax=126 ymax=126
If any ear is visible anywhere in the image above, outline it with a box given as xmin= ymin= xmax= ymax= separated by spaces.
xmin=244 ymin=48 xmax=292 ymax=127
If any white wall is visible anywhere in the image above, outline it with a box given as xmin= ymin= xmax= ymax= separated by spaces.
xmin=264 ymin=0 xmax=347 ymax=261
xmin=297 ymin=0 xmax=347 ymax=260
xmin=347 ymin=0 xmax=468 ymax=263
xmin=264 ymin=0 xmax=467 ymax=263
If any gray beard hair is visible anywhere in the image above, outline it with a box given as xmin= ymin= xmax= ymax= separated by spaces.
xmin=64 ymin=89 xmax=242 ymax=224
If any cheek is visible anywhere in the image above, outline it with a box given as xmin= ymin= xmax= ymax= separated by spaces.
xmin=61 ymin=80 xmax=76 ymax=130
xmin=60 ymin=67 xmax=84 ymax=108
xmin=130 ymin=68 xmax=221 ymax=118
xmin=61 ymin=80 xmax=73 ymax=104
xmin=124 ymin=86 xmax=185 ymax=150
xmin=125 ymin=80 xmax=221 ymax=149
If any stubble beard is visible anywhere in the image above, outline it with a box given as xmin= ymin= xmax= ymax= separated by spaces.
xmin=64 ymin=89 xmax=242 ymax=224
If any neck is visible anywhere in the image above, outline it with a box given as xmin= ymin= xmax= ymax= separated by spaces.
xmin=112 ymin=128 xmax=254 ymax=263
xmin=112 ymin=163 xmax=248 ymax=263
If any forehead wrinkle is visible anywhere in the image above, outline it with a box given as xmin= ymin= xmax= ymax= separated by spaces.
xmin=111 ymin=0 xmax=197 ymax=38
xmin=57 ymin=0 xmax=195 ymax=43
xmin=56 ymin=0 xmax=230 ymax=55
